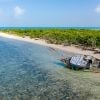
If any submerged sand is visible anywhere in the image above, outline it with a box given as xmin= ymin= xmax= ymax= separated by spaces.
xmin=0 ymin=32 xmax=100 ymax=59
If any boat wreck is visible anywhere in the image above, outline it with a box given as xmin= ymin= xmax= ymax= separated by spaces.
xmin=60 ymin=55 xmax=100 ymax=70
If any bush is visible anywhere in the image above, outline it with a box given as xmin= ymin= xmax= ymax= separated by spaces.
xmin=1 ymin=29 xmax=100 ymax=48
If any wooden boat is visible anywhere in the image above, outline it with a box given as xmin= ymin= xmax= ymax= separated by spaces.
xmin=60 ymin=55 xmax=100 ymax=70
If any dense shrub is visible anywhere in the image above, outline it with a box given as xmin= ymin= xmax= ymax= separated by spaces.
xmin=1 ymin=29 xmax=100 ymax=48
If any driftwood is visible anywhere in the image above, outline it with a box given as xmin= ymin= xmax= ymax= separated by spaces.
xmin=94 ymin=51 xmax=100 ymax=54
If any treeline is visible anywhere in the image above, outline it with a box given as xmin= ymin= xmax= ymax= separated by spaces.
xmin=1 ymin=29 xmax=100 ymax=48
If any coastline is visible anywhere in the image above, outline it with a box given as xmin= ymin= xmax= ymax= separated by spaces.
xmin=0 ymin=32 xmax=100 ymax=59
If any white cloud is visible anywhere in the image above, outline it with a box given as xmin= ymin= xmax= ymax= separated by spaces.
xmin=14 ymin=6 xmax=25 ymax=17
xmin=95 ymin=5 xmax=100 ymax=14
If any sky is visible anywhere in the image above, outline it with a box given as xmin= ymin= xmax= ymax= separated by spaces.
xmin=0 ymin=0 xmax=100 ymax=27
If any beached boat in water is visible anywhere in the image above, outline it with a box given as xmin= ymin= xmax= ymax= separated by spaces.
xmin=60 ymin=55 xmax=100 ymax=70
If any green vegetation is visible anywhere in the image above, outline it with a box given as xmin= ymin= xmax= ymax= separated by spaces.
xmin=1 ymin=29 xmax=100 ymax=48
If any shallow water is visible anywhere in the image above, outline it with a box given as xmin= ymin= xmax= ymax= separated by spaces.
xmin=0 ymin=37 xmax=74 ymax=100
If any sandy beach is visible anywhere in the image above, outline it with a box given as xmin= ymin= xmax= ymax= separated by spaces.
xmin=0 ymin=32 xmax=100 ymax=59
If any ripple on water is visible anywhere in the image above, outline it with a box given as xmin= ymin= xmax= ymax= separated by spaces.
xmin=0 ymin=37 xmax=75 ymax=100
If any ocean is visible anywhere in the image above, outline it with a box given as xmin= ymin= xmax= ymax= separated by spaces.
xmin=0 ymin=27 xmax=100 ymax=30
xmin=0 ymin=36 xmax=74 ymax=99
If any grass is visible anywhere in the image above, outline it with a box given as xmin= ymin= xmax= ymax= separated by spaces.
xmin=1 ymin=28 xmax=100 ymax=48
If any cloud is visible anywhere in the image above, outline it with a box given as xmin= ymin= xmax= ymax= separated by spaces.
xmin=95 ymin=5 xmax=100 ymax=14
xmin=14 ymin=6 xmax=25 ymax=17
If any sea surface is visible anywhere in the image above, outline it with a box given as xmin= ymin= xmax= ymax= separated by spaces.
xmin=0 ymin=27 xmax=100 ymax=30
xmin=0 ymin=37 xmax=75 ymax=100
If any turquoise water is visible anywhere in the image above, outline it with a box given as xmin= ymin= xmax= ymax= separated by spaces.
xmin=0 ymin=27 xmax=100 ymax=30
xmin=0 ymin=37 xmax=75 ymax=100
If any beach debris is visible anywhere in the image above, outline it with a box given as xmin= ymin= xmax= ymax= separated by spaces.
xmin=60 ymin=54 xmax=100 ymax=70
xmin=35 ymin=38 xmax=39 ymax=40
xmin=48 ymin=47 xmax=56 ymax=51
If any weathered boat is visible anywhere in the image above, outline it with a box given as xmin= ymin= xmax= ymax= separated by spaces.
xmin=60 ymin=55 xmax=100 ymax=70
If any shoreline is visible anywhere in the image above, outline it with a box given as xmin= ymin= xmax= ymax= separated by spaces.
xmin=0 ymin=32 xmax=100 ymax=59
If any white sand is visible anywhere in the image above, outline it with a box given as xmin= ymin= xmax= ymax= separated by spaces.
xmin=0 ymin=32 xmax=100 ymax=59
